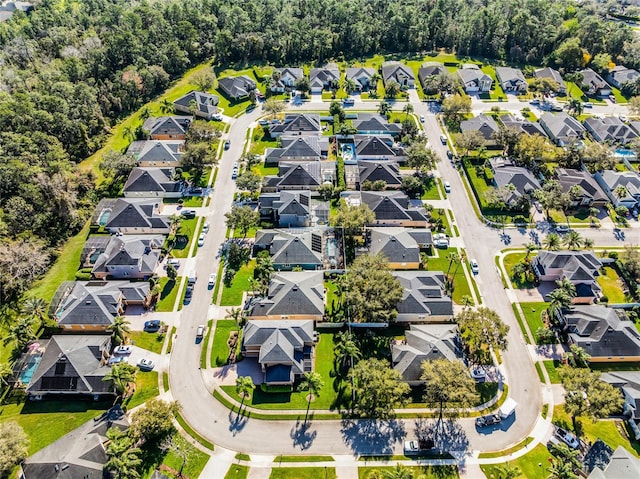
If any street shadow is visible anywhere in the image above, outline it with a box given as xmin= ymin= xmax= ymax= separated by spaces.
xmin=290 ymin=416 xmax=317 ymax=450
xmin=414 ymin=418 xmax=470 ymax=456
xmin=340 ymin=419 xmax=405 ymax=456
xmin=228 ymin=409 xmax=248 ymax=436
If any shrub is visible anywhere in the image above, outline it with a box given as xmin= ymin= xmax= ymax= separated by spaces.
xmin=536 ymin=327 xmax=556 ymax=344
xmin=608 ymin=252 xmax=619 ymax=260
xmin=75 ymin=271 xmax=92 ymax=280
xmin=600 ymin=295 xmax=609 ymax=303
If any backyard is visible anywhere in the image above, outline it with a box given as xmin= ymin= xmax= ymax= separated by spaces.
xmin=426 ymin=247 xmax=474 ymax=304
xmin=596 ymin=266 xmax=628 ymax=304
xmin=220 ymin=260 xmax=256 ymax=306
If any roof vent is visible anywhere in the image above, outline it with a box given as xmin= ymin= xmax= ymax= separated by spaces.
xmin=85 ymin=300 xmax=92 ymax=305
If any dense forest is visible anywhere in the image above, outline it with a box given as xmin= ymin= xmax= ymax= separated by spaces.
xmin=0 ymin=0 xmax=636 ymax=302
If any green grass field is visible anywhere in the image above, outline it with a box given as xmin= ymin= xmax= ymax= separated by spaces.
xmin=480 ymin=444 xmax=551 ymax=479
xmin=220 ymin=260 xmax=256 ymax=306
xmin=358 ymin=466 xmax=459 ymax=479
xmin=155 ymin=277 xmax=181 ymax=312
xmin=126 ymin=370 xmax=160 ymax=409
xmin=427 ymin=248 xmax=474 ymax=304
xmin=519 ymin=302 xmax=549 ymax=343
xmin=542 ymin=360 xmax=562 ymax=384
xmin=128 ymin=330 xmax=165 ymax=354
xmin=171 ymin=218 xmax=199 ymax=258
xmin=211 ymin=320 xmax=240 ymax=367
xmin=597 ymin=266 xmax=627 ymax=303
xmin=141 ymin=433 xmax=209 ymax=479
xmin=270 ymin=468 xmax=337 ymax=479
xmin=225 ymin=464 xmax=249 ymax=479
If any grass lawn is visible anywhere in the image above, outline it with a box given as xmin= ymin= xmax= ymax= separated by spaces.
xmin=220 ymin=260 xmax=256 ymax=306
xmin=480 ymin=444 xmax=552 ymax=479
xmin=214 ymin=68 xmax=263 ymax=117
xmin=502 ymin=251 xmax=537 ymax=288
xmin=325 ymin=280 xmax=339 ymax=314
xmin=171 ymin=218 xmax=199 ymax=258
xmin=547 ymin=208 xmax=593 ymax=225
xmin=597 ymin=266 xmax=627 ymax=303
xmin=542 ymin=360 xmax=563 ymax=384
xmin=519 ymin=302 xmax=549 ymax=343
xmin=221 ymin=333 xmax=338 ymax=410
xmin=430 ymin=209 xmax=452 ymax=237
xmin=155 ymin=277 xmax=181 ymax=312
xmin=553 ymin=405 xmax=640 ymax=456
xmin=270 ymin=467 xmax=337 ymax=479
xmin=421 ymin=177 xmax=442 ymax=200
xmin=126 ymin=371 xmax=159 ymax=409
xmin=611 ymin=86 xmax=628 ymax=104
xmin=29 ymin=220 xmax=91 ymax=303
xmin=141 ymin=433 xmax=209 ymax=479
xmin=274 ymin=455 xmax=334 ymax=462
xmin=225 ymin=464 xmax=249 ymax=479
xmin=426 ymin=248 xmax=473 ymax=304
xmin=254 ymin=163 xmax=279 ymax=176
xmin=0 ymin=397 xmax=111 ymax=454
xmin=211 ymin=320 xmax=239 ymax=367
xmin=358 ymin=466 xmax=459 ymax=479
xmin=128 ymin=330 xmax=166 ymax=354
xmin=232 ymin=227 xmax=258 ymax=239
xmin=165 ymin=196 xmax=204 ymax=208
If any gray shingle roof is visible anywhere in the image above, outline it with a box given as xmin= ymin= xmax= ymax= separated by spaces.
xmin=123 ymin=167 xmax=182 ymax=195
xmin=173 ymin=90 xmax=219 ymax=117
xmin=360 ymin=191 xmax=429 ymax=223
xmin=534 ymin=67 xmax=567 ymax=91
xmin=358 ymin=162 xmax=401 ymax=187
xmin=599 ymin=170 xmax=640 ymax=199
xmin=365 ymin=227 xmax=428 ymax=264
xmin=584 ymin=116 xmax=638 ymax=144
xmin=499 ymin=114 xmax=548 ymax=137
xmin=381 ymin=61 xmax=415 ymax=85
xmin=460 ymin=114 xmax=500 ymax=141
xmin=103 ymin=198 xmax=170 ymax=231
xmin=587 ymin=446 xmax=640 ymax=479
xmin=556 ymin=168 xmax=608 ymax=203
xmin=269 ymin=231 xmax=323 ymax=266
xmin=269 ymin=114 xmax=321 ymax=136
xmin=418 ymin=62 xmax=447 ymax=88
xmin=91 ymin=235 xmax=164 ymax=277
xmin=346 ymin=67 xmax=375 ymax=89
xmin=489 ymin=159 xmax=541 ymax=201
xmin=540 ymin=112 xmax=586 ymax=145
xmin=608 ymin=66 xmax=640 ymax=87
xmin=392 ymin=324 xmax=461 ymax=382
xmin=127 ymin=140 xmax=184 ymax=165
xmin=533 ymin=250 xmax=602 ymax=282
xmin=142 ymin=116 xmax=191 ymax=138
xmin=217 ymin=75 xmax=256 ymax=99
xmin=393 ymin=271 xmax=454 ymax=317
xmin=579 ymin=68 xmax=610 ymax=95
xmin=310 ymin=67 xmax=340 ymax=88
xmin=457 ymin=64 xmax=492 ymax=89
xmin=355 ymin=136 xmax=400 ymax=158
xmin=247 ymin=272 xmax=324 ymax=317
xmin=265 ymin=136 xmax=323 ymax=163
xmin=353 ymin=113 xmax=402 ymax=135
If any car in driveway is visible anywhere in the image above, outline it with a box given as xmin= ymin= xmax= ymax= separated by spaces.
xmin=137 ymin=358 xmax=155 ymax=371
xmin=113 ymin=345 xmax=132 ymax=355
xmin=470 ymin=366 xmax=486 ymax=381
xmin=167 ymin=258 xmax=180 ymax=269
xmin=180 ymin=209 xmax=196 ymax=219
xmin=475 ymin=414 xmax=502 ymax=428
xmin=144 ymin=320 xmax=161 ymax=332
xmin=555 ymin=427 xmax=580 ymax=449
xmin=208 ymin=273 xmax=217 ymax=289
xmin=108 ymin=355 xmax=128 ymax=365
xmin=197 ymin=233 xmax=206 ymax=247
xmin=470 ymin=259 xmax=479 ymax=274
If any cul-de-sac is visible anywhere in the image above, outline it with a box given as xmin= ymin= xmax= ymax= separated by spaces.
xmin=4 ymin=1 xmax=640 ymax=478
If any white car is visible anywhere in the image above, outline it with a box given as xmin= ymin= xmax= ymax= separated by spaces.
xmin=444 ymin=181 xmax=451 ymax=193
xmin=403 ymin=440 xmax=420 ymax=454
xmin=470 ymin=259 xmax=479 ymax=274
xmin=470 ymin=367 xmax=486 ymax=381
xmin=556 ymin=427 xmax=580 ymax=449
xmin=167 ymin=258 xmax=180 ymax=268
xmin=419 ymin=115 xmax=425 ymax=123
xmin=202 ymin=222 xmax=210 ymax=233
xmin=137 ymin=358 xmax=155 ymax=371
xmin=196 ymin=324 xmax=205 ymax=338
xmin=113 ymin=345 xmax=132 ymax=355
xmin=197 ymin=233 xmax=206 ymax=247
xmin=208 ymin=273 xmax=217 ymax=289
xmin=440 ymin=134 xmax=447 ymax=145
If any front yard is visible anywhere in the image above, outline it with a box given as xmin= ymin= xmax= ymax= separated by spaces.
xmin=480 ymin=444 xmax=551 ymax=479
xmin=519 ymin=302 xmax=550 ymax=344
xmin=211 ymin=320 xmax=240 ymax=367
xmin=426 ymin=247 xmax=474 ymax=304
xmin=220 ymin=260 xmax=256 ymax=306
xmin=358 ymin=466 xmax=458 ymax=479
xmin=126 ymin=370 xmax=160 ymax=409
xmin=155 ymin=277 xmax=181 ymax=312
xmin=170 ymin=217 xmax=199 ymax=258
xmin=128 ymin=330 xmax=166 ymax=354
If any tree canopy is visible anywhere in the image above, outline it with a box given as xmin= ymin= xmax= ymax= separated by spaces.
xmin=348 ymin=358 xmax=410 ymax=418
xmin=456 ymin=307 xmax=509 ymax=364
xmin=421 ymin=358 xmax=479 ymax=420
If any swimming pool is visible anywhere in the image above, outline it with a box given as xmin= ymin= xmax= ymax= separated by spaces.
xmin=341 ymin=143 xmax=355 ymax=162
xmin=19 ymin=356 xmax=41 ymax=385
xmin=98 ymin=209 xmax=112 ymax=226
xmin=615 ymin=148 xmax=636 ymax=158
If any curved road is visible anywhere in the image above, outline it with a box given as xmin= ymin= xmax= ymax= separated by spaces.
xmin=169 ymin=96 xmax=637 ymax=456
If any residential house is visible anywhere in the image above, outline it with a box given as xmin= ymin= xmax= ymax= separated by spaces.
xmin=532 ymin=250 xmax=603 ymax=303
xmin=25 ymin=335 xmax=113 ymax=398
xmin=217 ymin=75 xmax=257 ymax=100
xmin=587 ymin=446 xmax=640 ymax=479
xmin=418 ymin=62 xmax=447 ymax=93
xmin=499 ymin=114 xmax=548 ymax=138
xmin=582 ymin=440 xmax=615 ymax=476
xmin=269 ymin=114 xmax=322 ymax=138
xmin=358 ymin=161 xmax=402 ymax=189
xmin=242 ymin=320 xmax=314 ymax=386
xmin=355 ymin=136 xmax=407 ymax=163
xmin=0 ymin=1 xmax=33 ymax=22
xmin=534 ymin=67 xmax=567 ymax=94
xmin=21 ymin=405 xmax=129 ymax=478
xmin=540 ymin=112 xmax=586 ymax=146
xmin=91 ymin=234 xmax=164 ymax=280
xmin=246 ymin=271 xmax=325 ymax=321
xmin=391 ymin=324 xmax=461 ymax=385
xmin=457 ymin=64 xmax=492 ymax=93
xmin=95 ymin=198 xmax=170 ymax=235
xmin=257 ymin=191 xmax=324 ymax=227
xmin=346 ymin=67 xmax=376 ymax=91
xmin=272 ymin=67 xmax=304 ymax=92
xmin=127 ymin=139 xmax=184 ymax=167
xmin=173 ymin=90 xmax=219 ymax=120
xmin=595 ymin=170 xmax=640 ymax=209
xmin=601 ymin=371 xmax=640 ymax=440
xmin=309 ymin=65 xmax=340 ymax=94
xmin=353 ymin=113 xmax=402 ymax=136
xmin=381 ymin=61 xmax=415 ymax=88
xmin=495 ymin=67 xmax=528 ymax=93
xmin=52 ymin=280 xmax=150 ymax=331
xmin=488 ymin=157 xmax=541 ymax=206
xmin=253 ymin=229 xmax=326 ymax=270
xmin=584 ymin=116 xmax=638 ymax=145
xmin=142 ymin=116 xmax=191 ymax=140
xmin=394 ymin=271 xmax=454 ymax=323
xmin=262 ymin=162 xmax=335 ymax=192
xmin=460 ymin=114 xmax=500 ymax=143
xmin=344 ymin=190 xmax=429 ymax=227
xmin=555 ymin=168 xmax=608 ymax=207
xmin=264 ymin=136 xmax=327 ymax=166
xmin=558 ymin=305 xmax=640 ymax=362
xmin=579 ymin=68 xmax=612 ymax=98
xmin=607 ymin=66 xmax=640 ymax=89
xmin=358 ymin=227 xmax=432 ymax=269
xmin=123 ymin=167 xmax=184 ymax=198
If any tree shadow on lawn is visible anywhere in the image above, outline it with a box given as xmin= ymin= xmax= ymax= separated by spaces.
xmin=19 ymin=398 xmax=113 ymax=415
xmin=415 ymin=417 xmax=470 ymax=458
xmin=160 ymin=279 xmax=176 ymax=300
xmin=340 ymin=419 xmax=406 ymax=456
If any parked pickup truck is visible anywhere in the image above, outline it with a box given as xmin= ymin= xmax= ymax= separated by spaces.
xmin=475 ymin=414 xmax=502 ymax=428
xmin=403 ymin=438 xmax=435 ymax=454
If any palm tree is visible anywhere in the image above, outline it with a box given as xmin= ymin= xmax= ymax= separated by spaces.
xmin=403 ymin=103 xmax=414 ymax=121
xmin=0 ymin=362 xmax=13 ymax=386
xmin=106 ymin=437 xmax=142 ymax=479
xmin=588 ymin=206 xmax=600 ymax=226
xmin=301 ymin=371 xmax=324 ymax=421
xmin=547 ymin=288 xmax=572 ymax=319
xmin=380 ymin=464 xmax=412 ymax=479
xmin=547 ymin=457 xmax=578 ymax=479
xmin=583 ymin=238 xmax=594 ymax=249
xmin=564 ymin=230 xmax=583 ymax=250
xmin=107 ymin=316 xmax=131 ymax=346
xmin=378 ymin=100 xmax=391 ymax=116
xmin=453 ymin=250 xmax=466 ymax=276
xmin=512 ymin=261 xmax=529 ymax=284
xmin=493 ymin=463 xmax=522 ymax=479
xmin=555 ymin=278 xmax=577 ymax=299
xmin=235 ymin=376 xmax=255 ymax=412
xmin=4 ymin=317 xmax=36 ymax=348
xmin=225 ymin=307 xmax=244 ymax=330
xmin=344 ymin=78 xmax=357 ymax=95
xmin=461 ymin=295 xmax=474 ymax=308
xmin=550 ymin=440 xmax=581 ymax=466
xmin=614 ymin=185 xmax=627 ymax=201
xmin=564 ymin=344 xmax=591 ymax=368
xmin=159 ymin=98 xmax=174 ymax=114
xmin=567 ymin=98 xmax=583 ymax=117
xmin=544 ymin=233 xmax=561 ymax=251
xmin=122 ymin=126 xmax=134 ymax=142
xmin=103 ymin=363 xmax=137 ymax=398
xmin=248 ymin=277 xmax=261 ymax=297
xmin=524 ymin=242 xmax=538 ymax=260
xmin=445 ymin=252 xmax=459 ymax=275
xmin=22 ymin=297 xmax=48 ymax=324
xmin=335 ymin=333 xmax=361 ymax=370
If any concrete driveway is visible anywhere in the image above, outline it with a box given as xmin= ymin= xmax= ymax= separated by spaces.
xmin=212 ymin=358 xmax=263 ymax=386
